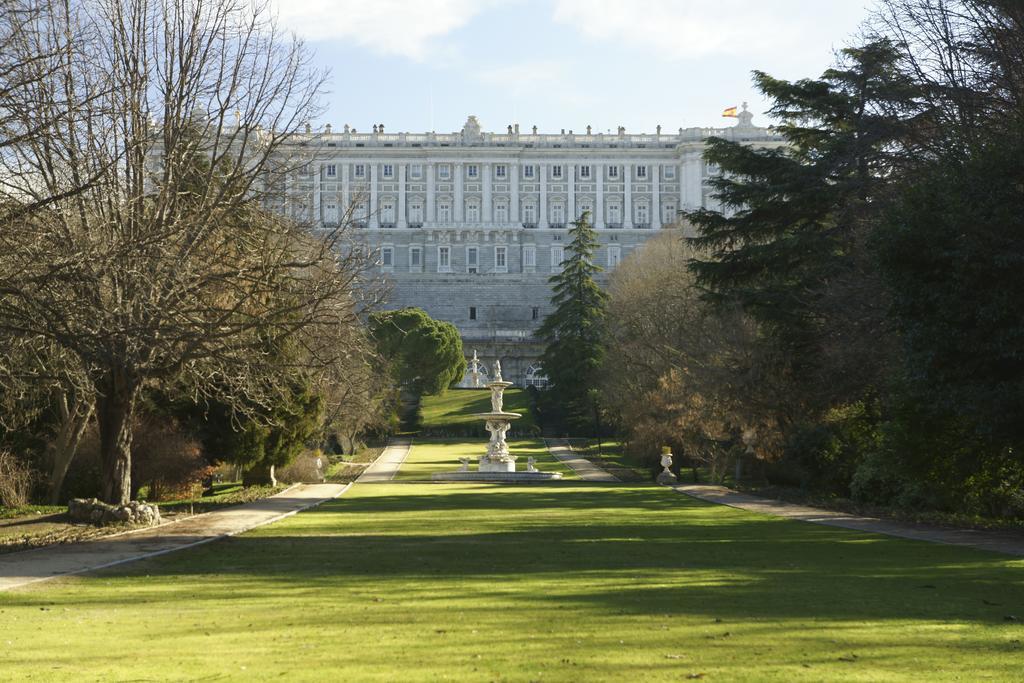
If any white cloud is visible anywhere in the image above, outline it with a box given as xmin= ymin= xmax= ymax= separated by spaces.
xmin=552 ymin=0 xmax=865 ymax=61
xmin=270 ymin=0 xmax=502 ymax=61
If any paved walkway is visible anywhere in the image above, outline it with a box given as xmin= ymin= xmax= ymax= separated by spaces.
xmin=0 ymin=483 xmax=347 ymax=592
xmin=357 ymin=437 xmax=412 ymax=482
xmin=544 ymin=439 xmax=619 ymax=482
xmin=672 ymin=483 xmax=1024 ymax=557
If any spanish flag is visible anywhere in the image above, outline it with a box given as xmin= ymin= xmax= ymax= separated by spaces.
xmin=722 ymin=106 xmax=739 ymax=118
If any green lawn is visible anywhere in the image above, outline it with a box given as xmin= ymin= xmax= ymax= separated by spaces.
xmin=4 ymin=475 xmax=1023 ymax=681
xmin=419 ymin=387 xmax=537 ymax=432
xmin=393 ymin=437 xmax=577 ymax=481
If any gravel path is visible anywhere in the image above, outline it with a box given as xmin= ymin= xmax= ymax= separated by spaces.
xmin=672 ymin=483 xmax=1024 ymax=557
xmin=356 ymin=437 xmax=413 ymax=482
xmin=544 ymin=438 xmax=619 ymax=482
xmin=0 ymin=483 xmax=348 ymax=592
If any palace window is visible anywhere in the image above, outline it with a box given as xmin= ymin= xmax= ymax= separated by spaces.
xmin=551 ymin=245 xmax=565 ymax=272
xmin=410 ymin=246 xmax=422 ymax=269
xmin=380 ymin=246 xmax=394 ymax=269
xmin=608 ymin=203 xmax=621 ymax=224
xmin=494 ymin=246 xmax=508 ymax=272
xmin=409 ymin=202 xmax=424 ymax=224
xmin=664 ymin=165 xmax=676 ymax=180
xmin=523 ymin=245 xmax=536 ymax=268
xmin=467 ymin=164 xmax=479 ymax=178
xmin=438 ymin=202 xmax=452 ymax=222
xmin=579 ymin=201 xmax=593 ymax=220
xmin=467 ymin=246 xmax=479 ymax=273
xmin=354 ymin=164 xmax=366 ymax=178
xmin=523 ymin=165 xmax=535 ymax=179
xmin=438 ymin=246 xmax=451 ymax=272
xmin=410 ymin=164 xmax=422 ymax=179
xmin=663 ymin=202 xmax=677 ymax=224
xmin=466 ymin=201 xmax=480 ymax=223
xmin=532 ymin=307 xmax=539 ymax=321
xmin=325 ymin=203 xmax=338 ymax=224
xmin=382 ymin=164 xmax=394 ymax=178
xmin=381 ymin=201 xmax=395 ymax=224
xmin=495 ymin=164 xmax=507 ymax=179
xmin=607 ymin=245 xmax=621 ymax=268
xmin=551 ymin=165 xmax=563 ymax=179
xmin=326 ymin=164 xmax=337 ymax=178
xmin=580 ymin=165 xmax=591 ymax=179
xmin=523 ymin=203 xmax=536 ymax=224
xmin=636 ymin=204 xmax=649 ymax=225
xmin=495 ymin=202 xmax=508 ymax=223
xmin=636 ymin=165 xmax=648 ymax=179
xmin=551 ymin=203 xmax=565 ymax=225
xmin=608 ymin=165 xmax=619 ymax=179
xmin=438 ymin=164 xmax=451 ymax=179
xmin=469 ymin=306 xmax=477 ymax=321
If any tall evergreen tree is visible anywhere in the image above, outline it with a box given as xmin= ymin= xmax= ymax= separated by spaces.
xmin=538 ymin=212 xmax=608 ymax=429
xmin=685 ymin=40 xmax=914 ymax=402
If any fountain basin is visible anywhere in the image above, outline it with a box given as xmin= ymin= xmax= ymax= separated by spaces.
xmin=472 ymin=411 xmax=522 ymax=421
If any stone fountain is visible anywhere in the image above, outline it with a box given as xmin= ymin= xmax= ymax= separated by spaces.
xmin=432 ymin=360 xmax=562 ymax=482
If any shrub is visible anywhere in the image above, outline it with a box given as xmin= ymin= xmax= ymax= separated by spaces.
xmin=131 ymin=417 xmax=214 ymax=501
xmin=276 ymin=450 xmax=325 ymax=484
xmin=0 ymin=450 xmax=35 ymax=508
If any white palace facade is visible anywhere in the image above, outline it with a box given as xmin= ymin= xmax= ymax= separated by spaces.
xmin=283 ymin=107 xmax=782 ymax=386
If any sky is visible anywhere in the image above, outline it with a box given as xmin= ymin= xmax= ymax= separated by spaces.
xmin=271 ymin=0 xmax=875 ymax=135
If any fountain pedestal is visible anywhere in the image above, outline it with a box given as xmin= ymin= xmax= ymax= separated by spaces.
xmin=431 ymin=361 xmax=562 ymax=482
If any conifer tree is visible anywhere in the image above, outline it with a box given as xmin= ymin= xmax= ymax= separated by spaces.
xmin=538 ymin=212 xmax=608 ymax=428
xmin=685 ymin=40 xmax=914 ymax=401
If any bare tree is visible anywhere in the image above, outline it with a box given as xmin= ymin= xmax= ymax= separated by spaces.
xmin=0 ymin=0 xmax=372 ymax=504
xmin=602 ymin=232 xmax=791 ymax=477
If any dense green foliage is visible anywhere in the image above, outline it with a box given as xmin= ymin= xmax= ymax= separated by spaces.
xmin=657 ymin=4 xmax=1024 ymax=519
xmin=370 ymin=307 xmax=466 ymax=396
xmin=537 ymin=212 xmax=608 ymax=431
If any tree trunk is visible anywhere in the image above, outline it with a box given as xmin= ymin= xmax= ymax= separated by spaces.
xmin=47 ymin=392 xmax=94 ymax=504
xmin=243 ymin=463 xmax=276 ymax=487
xmin=95 ymin=372 xmax=139 ymax=505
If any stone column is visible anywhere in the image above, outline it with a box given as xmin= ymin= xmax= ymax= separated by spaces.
xmin=651 ymin=164 xmax=661 ymax=229
xmin=568 ymin=163 xmax=576 ymax=223
xmin=369 ymin=163 xmax=379 ymax=229
xmin=426 ymin=162 xmax=436 ymax=224
xmin=595 ymin=163 xmax=604 ymax=228
xmin=341 ymin=163 xmax=350 ymax=221
xmin=454 ymin=162 xmax=464 ymax=223
xmin=539 ymin=163 xmax=548 ymax=228
xmin=397 ymin=163 xmax=407 ymax=228
xmin=313 ymin=163 xmax=322 ymax=224
xmin=510 ymin=161 xmax=520 ymax=223
xmin=482 ymin=162 xmax=492 ymax=224
xmin=624 ymin=163 xmax=634 ymax=228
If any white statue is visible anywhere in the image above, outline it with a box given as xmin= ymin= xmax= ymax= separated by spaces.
xmin=527 ymin=457 xmax=538 ymax=473
xmin=458 ymin=457 xmax=470 ymax=472
xmin=491 ymin=386 xmax=503 ymax=413
xmin=493 ymin=359 xmax=503 ymax=382
xmin=469 ymin=350 xmax=481 ymax=388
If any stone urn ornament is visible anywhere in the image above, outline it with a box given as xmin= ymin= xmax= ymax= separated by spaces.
xmin=657 ymin=446 xmax=678 ymax=484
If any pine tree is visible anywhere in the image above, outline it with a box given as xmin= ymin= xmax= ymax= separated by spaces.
xmin=686 ymin=40 xmax=913 ymax=346
xmin=684 ymin=40 xmax=915 ymax=405
xmin=537 ymin=212 xmax=608 ymax=429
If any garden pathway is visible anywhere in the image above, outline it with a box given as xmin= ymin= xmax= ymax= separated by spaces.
xmin=0 ymin=483 xmax=347 ymax=592
xmin=672 ymin=483 xmax=1024 ymax=557
xmin=544 ymin=438 xmax=619 ymax=482
xmin=356 ymin=437 xmax=413 ymax=482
